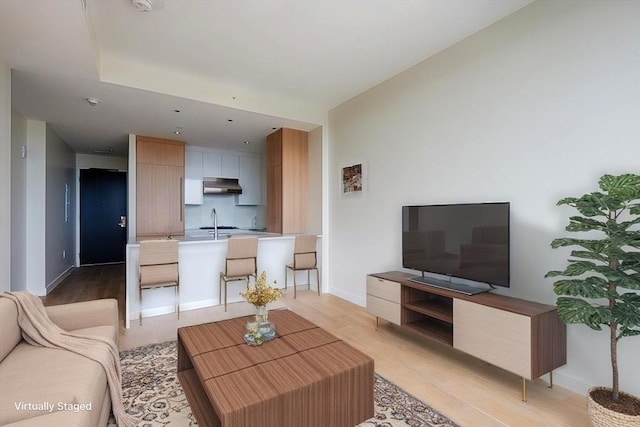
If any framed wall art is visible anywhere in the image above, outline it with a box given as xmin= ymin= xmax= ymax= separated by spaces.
xmin=340 ymin=162 xmax=367 ymax=198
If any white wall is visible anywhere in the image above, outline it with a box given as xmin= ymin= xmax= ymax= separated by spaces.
xmin=45 ymin=125 xmax=75 ymax=291
xmin=25 ymin=120 xmax=46 ymax=295
xmin=10 ymin=109 xmax=27 ymax=291
xmin=0 ymin=61 xmax=11 ymax=292
xmin=76 ymin=153 xmax=128 ymax=170
xmin=328 ymin=0 xmax=640 ymax=396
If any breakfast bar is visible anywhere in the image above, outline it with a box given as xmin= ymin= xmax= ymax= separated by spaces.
xmin=124 ymin=232 xmax=322 ymax=328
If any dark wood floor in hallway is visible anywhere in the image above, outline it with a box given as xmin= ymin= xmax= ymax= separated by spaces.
xmin=42 ymin=263 xmax=126 ymax=324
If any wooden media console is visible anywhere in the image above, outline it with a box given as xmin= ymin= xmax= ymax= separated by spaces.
xmin=366 ymin=271 xmax=566 ymax=401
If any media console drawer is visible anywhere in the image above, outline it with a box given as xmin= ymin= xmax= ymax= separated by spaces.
xmin=366 ymin=276 xmax=401 ymax=303
xmin=366 ymin=275 xmax=401 ymax=325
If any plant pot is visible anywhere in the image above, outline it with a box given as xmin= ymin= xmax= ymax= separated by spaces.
xmin=587 ymin=387 xmax=640 ymax=427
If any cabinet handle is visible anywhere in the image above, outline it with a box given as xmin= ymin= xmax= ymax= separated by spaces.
xmin=180 ymin=176 xmax=183 ymax=222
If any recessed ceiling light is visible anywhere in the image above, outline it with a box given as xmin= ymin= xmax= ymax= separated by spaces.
xmin=86 ymin=97 xmax=100 ymax=106
xmin=227 ymin=119 xmax=233 ymax=122
xmin=173 ymin=109 xmax=181 ymax=113
xmin=174 ymin=131 xmax=181 ymax=135
xmin=244 ymin=141 xmax=250 ymax=145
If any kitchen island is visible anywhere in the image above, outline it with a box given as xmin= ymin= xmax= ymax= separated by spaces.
xmin=125 ymin=230 xmax=322 ymax=328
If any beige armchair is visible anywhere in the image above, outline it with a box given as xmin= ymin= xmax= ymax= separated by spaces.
xmin=219 ymin=236 xmax=258 ymax=311
xmin=139 ymin=239 xmax=180 ymax=325
xmin=285 ymin=235 xmax=320 ymax=298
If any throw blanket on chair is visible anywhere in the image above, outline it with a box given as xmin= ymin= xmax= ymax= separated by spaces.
xmin=1 ymin=292 xmax=136 ymax=427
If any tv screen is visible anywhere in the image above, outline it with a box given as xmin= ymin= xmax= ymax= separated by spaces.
xmin=402 ymin=202 xmax=510 ymax=288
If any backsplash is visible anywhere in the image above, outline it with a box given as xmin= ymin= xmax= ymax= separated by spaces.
xmin=184 ymin=194 xmax=262 ymax=230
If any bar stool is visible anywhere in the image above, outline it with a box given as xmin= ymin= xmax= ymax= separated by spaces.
xmin=219 ymin=236 xmax=258 ymax=311
xmin=139 ymin=239 xmax=179 ymax=325
xmin=285 ymin=235 xmax=320 ymax=298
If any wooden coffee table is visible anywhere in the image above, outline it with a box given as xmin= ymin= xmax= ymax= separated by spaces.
xmin=177 ymin=309 xmax=374 ymax=427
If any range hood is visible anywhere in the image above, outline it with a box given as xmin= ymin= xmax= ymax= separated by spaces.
xmin=203 ymin=177 xmax=243 ymax=194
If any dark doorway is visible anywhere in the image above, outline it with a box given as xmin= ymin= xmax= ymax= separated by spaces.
xmin=80 ymin=169 xmax=127 ymax=265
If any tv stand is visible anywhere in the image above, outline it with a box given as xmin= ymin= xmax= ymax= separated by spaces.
xmin=408 ymin=276 xmax=491 ymax=295
xmin=366 ymin=271 xmax=566 ymax=401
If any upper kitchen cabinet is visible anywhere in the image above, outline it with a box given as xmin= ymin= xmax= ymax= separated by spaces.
xmin=136 ymin=136 xmax=185 ymax=236
xmin=202 ymin=152 xmax=221 ymax=178
xmin=137 ymin=136 xmax=184 ymax=166
xmin=221 ymin=154 xmax=239 ymax=179
xmin=202 ymin=153 xmax=239 ymax=179
xmin=184 ymin=150 xmax=203 ymax=205
xmin=236 ymin=156 xmax=261 ymax=206
xmin=267 ymin=128 xmax=308 ymax=233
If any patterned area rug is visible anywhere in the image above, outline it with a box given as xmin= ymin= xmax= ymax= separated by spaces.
xmin=114 ymin=341 xmax=459 ymax=427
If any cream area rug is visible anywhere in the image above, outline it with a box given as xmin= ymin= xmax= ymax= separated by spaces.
xmin=112 ymin=341 xmax=460 ymax=427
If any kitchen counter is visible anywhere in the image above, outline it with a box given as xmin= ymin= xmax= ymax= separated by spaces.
xmin=130 ymin=228 xmax=277 ymax=243
xmin=125 ymin=233 xmax=322 ymax=328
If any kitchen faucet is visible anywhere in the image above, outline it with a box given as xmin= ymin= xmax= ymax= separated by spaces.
xmin=211 ymin=208 xmax=218 ymax=239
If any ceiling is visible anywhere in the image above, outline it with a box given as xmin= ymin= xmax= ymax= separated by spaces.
xmin=0 ymin=0 xmax=534 ymax=157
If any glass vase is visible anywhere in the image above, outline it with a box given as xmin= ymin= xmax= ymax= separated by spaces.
xmin=255 ymin=305 xmax=268 ymax=323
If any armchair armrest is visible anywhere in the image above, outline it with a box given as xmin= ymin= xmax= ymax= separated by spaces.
xmin=46 ymin=299 xmax=119 ymax=333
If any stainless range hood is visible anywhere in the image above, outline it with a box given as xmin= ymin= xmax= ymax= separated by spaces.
xmin=203 ymin=177 xmax=243 ymax=194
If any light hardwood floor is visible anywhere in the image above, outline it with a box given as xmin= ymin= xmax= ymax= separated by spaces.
xmin=45 ymin=265 xmax=588 ymax=426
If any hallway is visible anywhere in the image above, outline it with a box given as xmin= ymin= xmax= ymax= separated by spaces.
xmin=42 ymin=264 xmax=126 ymax=324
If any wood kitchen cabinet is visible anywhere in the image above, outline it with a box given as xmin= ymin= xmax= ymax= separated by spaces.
xmin=136 ymin=136 xmax=185 ymax=236
xmin=266 ymin=128 xmax=308 ymax=233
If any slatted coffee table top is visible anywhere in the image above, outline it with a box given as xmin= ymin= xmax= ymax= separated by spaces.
xmin=178 ymin=309 xmax=375 ymax=427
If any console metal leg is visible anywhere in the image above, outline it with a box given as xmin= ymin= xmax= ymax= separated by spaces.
xmin=522 ymin=378 xmax=527 ymax=402
xmin=376 ymin=316 xmax=379 ymax=327
xmin=548 ymin=370 xmax=553 ymax=388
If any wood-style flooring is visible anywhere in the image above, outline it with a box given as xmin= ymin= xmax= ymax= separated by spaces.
xmin=44 ymin=264 xmax=588 ymax=426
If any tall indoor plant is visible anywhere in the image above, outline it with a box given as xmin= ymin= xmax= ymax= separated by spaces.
xmin=545 ymin=173 xmax=640 ymax=424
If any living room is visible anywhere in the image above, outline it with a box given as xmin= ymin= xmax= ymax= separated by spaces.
xmin=1 ymin=0 xmax=639 ymax=426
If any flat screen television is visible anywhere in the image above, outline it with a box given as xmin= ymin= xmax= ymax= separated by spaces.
xmin=402 ymin=202 xmax=510 ymax=293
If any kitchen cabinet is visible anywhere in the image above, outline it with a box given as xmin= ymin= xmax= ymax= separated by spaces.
xmin=184 ymin=150 xmax=203 ymax=205
xmin=202 ymin=153 xmax=238 ymax=179
xmin=266 ymin=128 xmax=308 ymax=233
xmin=136 ymin=136 xmax=185 ymax=236
xmin=236 ymin=156 xmax=261 ymax=206
xmin=221 ymin=154 xmax=239 ymax=179
xmin=202 ymin=152 xmax=221 ymax=178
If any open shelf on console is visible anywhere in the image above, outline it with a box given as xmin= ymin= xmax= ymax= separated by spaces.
xmin=403 ymin=300 xmax=453 ymax=323
xmin=404 ymin=318 xmax=453 ymax=346
xmin=401 ymin=286 xmax=454 ymax=346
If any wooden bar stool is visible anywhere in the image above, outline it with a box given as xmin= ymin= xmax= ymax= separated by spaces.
xmin=285 ymin=235 xmax=320 ymax=298
xmin=219 ymin=236 xmax=258 ymax=311
xmin=139 ymin=239 xmax=179 ymax=325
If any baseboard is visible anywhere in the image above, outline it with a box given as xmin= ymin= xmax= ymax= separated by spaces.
xmin=179 ymin=299 xmax=217 ymax=312
xmin=551 ymin=370 xmax=591 ymax=396
xmin=329 ymin=287 xmax=365 ymax=307
xmin=46 ymin=266 xmax=74 ymax=294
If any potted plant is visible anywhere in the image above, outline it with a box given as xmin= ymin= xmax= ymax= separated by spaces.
xmin=545 ymin=173 xmax=640 ymax=425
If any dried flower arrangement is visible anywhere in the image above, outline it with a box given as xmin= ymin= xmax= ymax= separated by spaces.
xmin=241 ymin=271 xmax=282 ymax=307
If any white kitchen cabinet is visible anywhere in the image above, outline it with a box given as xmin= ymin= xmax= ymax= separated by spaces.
xmin=236 ymin=156 xmax=261 ymax=206
xmin=221 ymin=154 xmax=239 ymax=179
xmin=185 ymin=150 xmax=203 ymax=205
xmin=202 ymin=152 xmax=222 ymax=178
xmin=185 ymin=150 xmax=203 ymax=179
